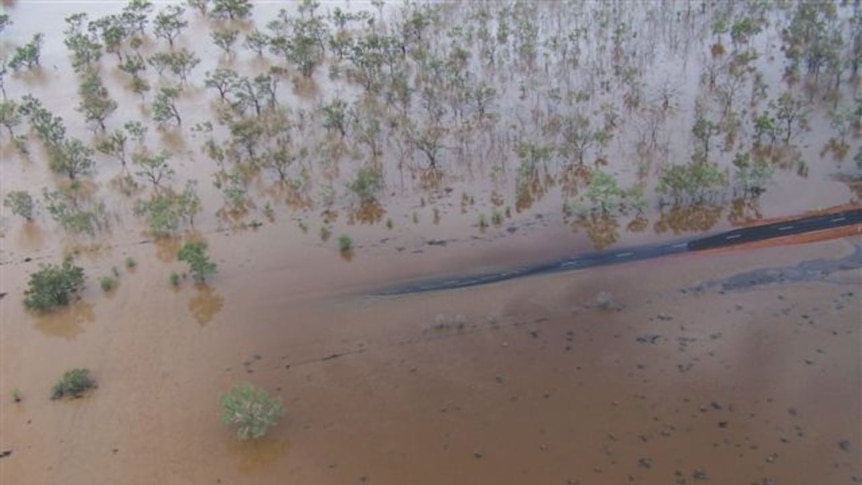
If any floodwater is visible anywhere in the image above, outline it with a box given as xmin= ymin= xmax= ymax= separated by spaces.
xmin=1 ymin=1 xmax=861 ymax=484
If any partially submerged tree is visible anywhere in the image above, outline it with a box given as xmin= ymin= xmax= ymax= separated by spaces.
xmin=177 ymin=241 xmax=217 ymax=283
xmin=76 ymin=70 xmax=118 ymax=132
xmin=88 ymin=14 xmax=128 ymax=61
xmin=210 ymin=0 xmax=253 ymax=21
xmin=152 ymin=86 xmax=183 ymax=125
xmin=48 ymin=137 xmax=95 ymax=180
xmin=153 ymin=4 xmax=188 ymax=47
xmin=51 ymin=368 xmax=96 ymax=399
xmin=220 ymin=382 xmax=284 ymax=440
xmin=211 ymin=29 xmax=239 ymax=55
xmin=121 ymin=0 xmax=154 ymax=37
xmin=64 ymin=13 xmax=103 ymax=73
xmin=23 ymin=257 xmax=86 ymax=312
xmin=4 ymin=191 xmax=35 ymax=222
xmin=7 ymin=33 xmax=45 ymax=71
xmin=132 ymin=149 xmax=175 ymax=189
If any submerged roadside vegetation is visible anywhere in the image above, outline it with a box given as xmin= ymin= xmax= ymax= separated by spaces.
xmin=0 ymin=0 xmax=860 ymax=255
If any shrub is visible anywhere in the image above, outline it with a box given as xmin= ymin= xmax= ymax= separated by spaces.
xmin=320 ymin=225 xmax=332 ymax=241
xmin=51 ymin=368 xmax=95 ymax=399
xmin=337 ymin=234 xmax=352 ymax=252
xmin=100 ymin=276 xmax=117 ymax=292
xmin=491 ymin=210 xmax=503 ymax=226
xmin=10 ymin=388 xmax=21 ymax=403
xmin=125 ymin=257 xmax=137 ymax=269
xmin=4 ymin=190 xmax=35 ymax=221
xmin=220 ymin=382 xmax=284 ymax=440
xmin=170 ymin=272 xmax=181 ymax=287
xmin=478 ymin=214 xmax=489 ymax=229
xmin=177 ymin=241 xmax=217 ymax=283
xmin=23 ymin=258 xmax=86 ymax=312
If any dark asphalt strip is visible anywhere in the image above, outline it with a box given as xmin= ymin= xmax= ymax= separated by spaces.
xmin=374 ymin=209 xmax=862 ymax=296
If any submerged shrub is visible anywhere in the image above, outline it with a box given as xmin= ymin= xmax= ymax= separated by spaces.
xmin=51 ymin=368 xmax=95 ymax=400
xmin=100 ymin=276 xmax=117 ymax=292
xmin=23 ymin=258 xmax=86 ymax=312
xmin=220 ymin=382 xmax=284 ymax=440
xmin=338 ymin=234 xmax=353 ymax=252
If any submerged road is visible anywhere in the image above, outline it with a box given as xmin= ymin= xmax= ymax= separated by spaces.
xmin=377 ymin=208 xmax=862 ymax=296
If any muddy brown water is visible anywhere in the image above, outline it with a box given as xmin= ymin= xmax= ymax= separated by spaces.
xmin=1 ymin=1 xmax=861 ymax=484
xmin=2 ymin=235 xmax=860 ymax=484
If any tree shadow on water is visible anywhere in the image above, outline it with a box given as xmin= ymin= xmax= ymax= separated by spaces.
xmin=187 ymin=284 xmax=224 ymax=325
xmin=33 ymin=301 xmax=95 ymax=340
xmin=227 ymin=436 xmax=291 ymax=475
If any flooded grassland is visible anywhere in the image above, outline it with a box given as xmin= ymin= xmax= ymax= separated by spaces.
xmin=1 ymin=1 xmax=861 ymax=484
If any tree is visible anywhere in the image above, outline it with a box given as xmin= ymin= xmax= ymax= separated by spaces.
xmin=51 ymin=368 xmax=96 ymax=399
xmin=148 ymin=49 xmax=200 ymax=82
xmin=0 ymin=99 xmax=22 ymax=139
xmin=77 ymin=70 xmax=118 ymax=132
xmin=153 ymin=4 xmax=188 ymax=47
xmin=121 ymin=0 xmax=153 ymax=36
xmin=211 ymin=29 xmax=239 ymax=55
xmin=220 ymin=382 xmax=284 ymax=440
xmin=133 ymin=149 xmax=175 ymax=189
xmin=268 ymin=4 xmax=327 ymax=78
xmin=348 ymin=164 xmax=384 ymax=202
xmin=152 ymin=86 xmax=182 ymax=125
xmin=134 ymin=193 xmax=181 ymax=236
xmin=4 ymin=191 xmax=35 ymax=221
xmin=88 ymin=14 xmax=128 ymax=61
xmin=585 ymin=170 xmax=624 ymax=213
xmin=691 ymin=111 xmax=720 ymax=160
xmin=204 ymin=67 xmax=239 ymax=102
xmin=23 ymin=257 xmax=86 ymax=312
xmin=124 ymin=120 xmax=148 ymax=144
xmin=119 ymin=52 xmax=147 ymax=77
xmin=177 ymin=241 xmax=217 ymax=283
xmin=64 ymin=13 xmax=103 ymax=73
xmin=42 ymin=187 xmax=106 ymax=236
xmin=244 ymin=29 xmax=270 ymax=56
xmin=49 ymin=137 xmax=95 ymax=179
xmin=187 ymin=0 xmax=210 ymax=16
xmin=0 ymin=13 xmax=11 ymax=34
xmin=210 ymin=0 xmax=253 ymax=21
xmin=7 ymin=33 xmax=44 ymax=71
xmin=96 ymin=128 xmax=129 ymax=165
xmin=772 ymin=92 xmax=809 ymax=143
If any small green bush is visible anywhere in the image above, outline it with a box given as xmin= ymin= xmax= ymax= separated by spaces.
xmin=220 ymin=382 xmax=284 ymax=440
xmin=170 ymin=272 xmax=181 ymax=286
xmin=10 ymin=388 xmax=22 ymax=403
xmin=177 ymin=241 xmax=217 ymax=283
xmin=51 ymin=368 xmax=95 ymax=400
xmin=125 ymin=257 xmax=137 ymax=269
xmin=491 ymin=210 xmax=503 ymax=226
xmin=23 ymin=258 xmax=86 ymax=312
xmin=100 ymin=276 xmax=117 ymax=292
xmin=4 ymin=190 xmax=35 ymax=221
xmin=320 ymin=225 xmax=332 ymax=241
xmin=337 ymin=234 xmax=352 ymax=252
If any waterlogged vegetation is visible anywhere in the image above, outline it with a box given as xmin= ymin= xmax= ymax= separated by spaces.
xmin=1 ymin=0 xmax=861 ymax=459
xmin=0 ymin=0 xmax=857 ymax=256
xmin=219 ymin=381 xmax=284 ymax=441
xmin=50 ymin=368 xmax=96 ymax=400
xmin=23 ymin=258 xmax=86 ymax=312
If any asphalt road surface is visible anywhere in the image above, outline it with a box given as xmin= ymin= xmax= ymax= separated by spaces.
xmin=376 ymin=208 xmax=862 ymax=296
